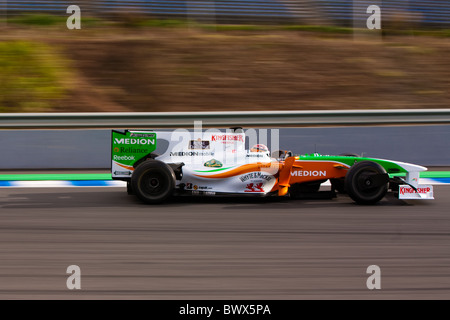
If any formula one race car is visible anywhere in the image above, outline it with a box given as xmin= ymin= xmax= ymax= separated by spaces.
xmin=111 ymin=128 xmax=434 ymax=204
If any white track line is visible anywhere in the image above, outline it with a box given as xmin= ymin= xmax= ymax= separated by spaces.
xmin=0 ymin=178 xmax=448 ymax=188
xmin=0 ymin=181 xmax=127 ymax=188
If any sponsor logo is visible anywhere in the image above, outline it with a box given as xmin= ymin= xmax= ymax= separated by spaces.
xmin=114 ymin=138 xmax=155 ymax=145
xmin=170 ymin=151 xmax=214 ymax=157
xmin=211 ymin=134 xmax=244 ymax=142
xmin=116 ymin=147 xmax=148 ymax=154
xmin=291 ymin=170 xmax=327 ymax=177
xmin=113 ymin=155 xmax=135 ymax=161
xmin=399 ymin=186 xmax=431 ymax=195
xmin=204 ymin=159 xmax=223 ymax=168
xmin=184 ymin=183 xmax=210 ymax=191
xmin=130 ymin=132 xmax=156 ymax=138
xmin=240 ymin=172 xmax=272 ymax=182
xmin=189 ymin=139 xmax=210 ymax=150
xmin=245 ymin=183 xmax=264 ymax=192
xmin=113 ymin=171 xmax=131 ymax=175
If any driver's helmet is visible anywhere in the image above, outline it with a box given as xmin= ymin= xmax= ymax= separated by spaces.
xmin=250 ymin=144 xmax=269 ymax=153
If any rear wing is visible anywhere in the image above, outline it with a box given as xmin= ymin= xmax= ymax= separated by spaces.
xmin=111 ymin=130 xmax=157 ymax=179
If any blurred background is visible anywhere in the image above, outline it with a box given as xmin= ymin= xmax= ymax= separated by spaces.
xmin=0 ymin=0 xmax=448 ymax=113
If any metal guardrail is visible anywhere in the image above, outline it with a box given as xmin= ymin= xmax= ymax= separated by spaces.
xmin=1 ymin=109 xmax=450 ymax=129
xmin=1 ymin=0 xmax=449 ymax=25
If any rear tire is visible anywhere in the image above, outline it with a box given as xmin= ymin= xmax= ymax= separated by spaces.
xmin=345 ymin=161 xmax=388 ymax=205
xmin=131 ymin=160 xmax=176 ymax=204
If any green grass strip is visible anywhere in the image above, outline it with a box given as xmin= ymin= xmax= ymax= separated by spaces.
xmin=0 ymin=174 xmax=112 ymax=181
xmin=0 ymin=171 xmax=449 ymax=181
xmin=419 ymin=171 xmax=450 ymax=178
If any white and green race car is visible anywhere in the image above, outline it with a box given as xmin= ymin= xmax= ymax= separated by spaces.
xmin=111 ymin=129 xmax=434 ymax=204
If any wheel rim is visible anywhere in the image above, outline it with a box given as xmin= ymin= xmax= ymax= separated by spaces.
xmin=355 ymin=168 xmax=385 ymax=197
xmin=140 ymin=169 xmax=166 ymax=197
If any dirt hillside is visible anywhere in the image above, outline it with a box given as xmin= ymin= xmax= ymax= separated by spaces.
xmin=2 ymin=26 xmax=450 ymax=112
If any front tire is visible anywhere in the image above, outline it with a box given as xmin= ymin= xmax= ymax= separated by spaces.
xmin=345 ymin=161 xmax=388 ymax=205
xmin=131 ymin=160 xmax=176 ymax=204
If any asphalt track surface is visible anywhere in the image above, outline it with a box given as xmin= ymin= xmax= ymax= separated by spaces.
xmin=0 ymin=186 xmax=449 ymax=299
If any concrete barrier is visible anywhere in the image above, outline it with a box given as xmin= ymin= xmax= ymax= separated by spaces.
xmin=1 ymin=125 xmax=449 ymax=169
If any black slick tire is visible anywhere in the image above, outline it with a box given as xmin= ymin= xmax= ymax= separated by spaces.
xmin=345 ymin=161 xmax=388 ymax=205
xmin=131 ymin=160 xmax=176 ymax=204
